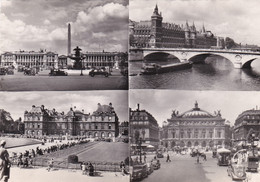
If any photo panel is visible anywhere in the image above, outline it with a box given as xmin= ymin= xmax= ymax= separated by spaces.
xmin=129 ymin=89 xmax=260 ymax=182
xmin=0 ymin=90 xmax=129 ymax=182
xmin=129 ymin=0 xmax=260 ymax=90
xmin=0 ymin=0 xmax=129 ymax=91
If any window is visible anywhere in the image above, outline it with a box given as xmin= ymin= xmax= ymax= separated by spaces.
xmin=108 ymin=124 xmax=112 ymax=130
xmin=218 ymin=131 xmax=221 ymax=138
xmin=38 ymin=124 xmax=40 ymax=129
xmin=95 ymin=125 xmax=98 ymax=130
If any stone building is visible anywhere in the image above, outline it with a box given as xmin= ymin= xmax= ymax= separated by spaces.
xmin=130 ymin=104 xmax=159 ymax=147
xmin=24 ymin=103 xmax=119 ymax=140
xmin=233 ymin=108 xmax=260 ymax=144
xmin=162 ymin=101 xmax=230 ymax=148
xmin=129 ymin=4 xmax=223 ymax=49
xmin=0 ymin=50 xmax=58 ymax=69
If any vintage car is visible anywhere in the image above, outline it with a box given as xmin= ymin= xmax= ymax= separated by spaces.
xmin=6 ymin=67 xmax=14 ymax=75
xmin=156 ymin=152 xmax=164 ymax=158
xmin=89 ymin=68 xmax=109 ymax=77
xmin=131 ymin=164 xmax=148 ymax=181
xmin=151 ymin=159 xmax=160 ymax=170
xmin=227 ymin=149 xmax=247 ymax=181
xmin=217 ymin=148 xmax=231 ymax=166
xmin=24 ymin=68 xmax=36 ymax=76
xmin=146 ymin=162 xmax=154 ymax=174
xmin=49 ymin=69 xmax=68 ymax=76
xmin=0 ymin=67 xmax=6 ymax=75
xmin=247 ymin=156 xmax=259 ymax=172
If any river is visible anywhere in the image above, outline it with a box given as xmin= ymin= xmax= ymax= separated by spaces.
xmin=129 ymin=56 xmax=260 ymax=90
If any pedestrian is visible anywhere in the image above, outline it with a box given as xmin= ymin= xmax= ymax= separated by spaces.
xmin=89 ymin=163 xmax=94 ymax=176
xmin=47 ymin=158 xmax=54 ymax=172
xmin=0 ymin=140 xmax=11 ymax=182
xmin=166 ymin=154 xmax=171 ymax=162
xmin=120 ymin=161 xmax=125 ymax=176
xmin=203 ymin=153 xmax=207 ymax=161
xmin=196 ymin=152 xmax=200 ymax=164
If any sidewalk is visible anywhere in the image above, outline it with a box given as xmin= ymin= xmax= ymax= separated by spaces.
xmin=8 ymin=166 xmax=129 ymax=182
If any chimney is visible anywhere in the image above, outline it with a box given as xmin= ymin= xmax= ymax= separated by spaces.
xmin=137 ymin=103 xmax=140 ymax=111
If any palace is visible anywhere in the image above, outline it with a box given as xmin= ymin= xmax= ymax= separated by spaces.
xmin=130 ymin=104 xmax=159 ymax=147
xmin=233 ymin=108 xmax=260 ymax=144
xmin=0 ymin=50 xmax=58 ymax=69
xmin=24 ymin=103 xmax=119 ymax=140
xmin=129 ymin=4 xmax=224 ymax=49
xmin=161 ymin=101 xmax=230 ymax=148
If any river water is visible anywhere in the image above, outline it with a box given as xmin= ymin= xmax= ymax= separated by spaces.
xmin=129 ymin=56 xmax=260 ymax=90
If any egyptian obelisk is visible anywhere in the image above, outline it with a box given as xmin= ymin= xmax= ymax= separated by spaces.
xmin=68 ymin=23 xmax=71 ymax=56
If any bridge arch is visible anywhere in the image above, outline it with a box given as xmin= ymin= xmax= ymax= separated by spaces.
xmin=187 ymin=53 xmax=234 ymax=66
xmin=242 ymin=58 xmax=258 ymax=69
xmin=143 ymin=51 xmax=182 ymax=62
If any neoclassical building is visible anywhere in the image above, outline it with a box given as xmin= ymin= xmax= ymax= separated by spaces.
xmin=130 ymin=104 xmax=159 ymax=147
xmin=233 ymin=108 xmax=260 ymax=144
xmin=24 ymin=103 xmax=119 ymax=139
xmin=161 ymin=102 xmax=230 ymax=148
xmin=0 ymin=50 xmax=58 ymax=69
xmin=129 ymin=4 xmax=224 ymax=49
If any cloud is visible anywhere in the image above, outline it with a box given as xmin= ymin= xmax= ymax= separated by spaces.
xmin=0 ymin=91 xmax=128 ymax=122
xmin=0 ymin=0 xmax=12 ymax=7
xmin=44 ymin=19 xmax=51 ymax=25
xmin=130 ymin=0 xmax=260 ymax=46
xmin=130 ymin=90 xmax=260 ymax=127
xmin=0 ymin=1 xmax=128 ymax=54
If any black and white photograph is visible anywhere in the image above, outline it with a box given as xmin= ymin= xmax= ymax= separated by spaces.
xmin=129 ymin=90 xmax=260 ymax=182
xmin=0 ymin=0 xmax=129 ymax=91
xmin=129 ymin=0 xmax=260 ymax=90
xmin=0 ymin=90 xmax=129 ymax=182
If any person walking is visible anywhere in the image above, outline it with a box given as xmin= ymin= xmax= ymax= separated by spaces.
xmin=166 ymin=154 xmax=171 ymax=162
xmin=0 ymin=140 xmax=11 ymax=182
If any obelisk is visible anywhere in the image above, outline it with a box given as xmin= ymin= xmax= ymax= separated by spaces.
xmin=68 ymin=23 xmax=71 ymax=56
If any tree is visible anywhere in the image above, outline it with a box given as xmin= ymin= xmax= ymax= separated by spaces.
xmin=225 ymin=37 xmax=237 ymax=49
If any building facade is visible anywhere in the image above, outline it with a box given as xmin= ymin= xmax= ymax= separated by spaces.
xmin=82 ymin=51 xmax=128 ymax=69
xmin=24 ymin=103 xmax=119 ymax=139
xmin=130 ymin=104 xmax=159 ymax=147
xmin=162 ymin=102 xmax=230 ymax=148
xmin=233 ymin=109 xmax=260 ymax=144
xmin=129 ymin=5 xmax=223 ymax=49
xmin=0 ymin=50 xmax=58 ymax=69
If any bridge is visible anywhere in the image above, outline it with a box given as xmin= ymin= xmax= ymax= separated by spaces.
xmin=132 ymin=47 xmax=260 ymax=69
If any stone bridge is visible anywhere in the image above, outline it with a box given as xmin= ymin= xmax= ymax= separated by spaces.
xmin=138 ymin=48 xmax=260 ymax=69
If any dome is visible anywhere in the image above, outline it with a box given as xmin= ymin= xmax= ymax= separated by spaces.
xmin=180 ymin=101 xmax=214 ymax=118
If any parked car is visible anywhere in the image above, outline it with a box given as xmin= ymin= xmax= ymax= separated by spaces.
xmin=6 ymin=67 xmax=14 ymax=75
xmin=146 ymin=162 xmax=154 ymax=174
xmin=227 ymin=149 xmax=247 ymax=181
xmin=151 ymin=159 xmax=160 ymax=170
xmin=0 ymin=67 xmax=6 ymax=75
xmin=89 ymin=68 xmax=109 ymax=77
xmin=49 ymin=69 xmax=68 ymax=76
xmin=131 ymin=164 xmax=148 ymax=181
xmin=157 ymin=152 xmax=164 ymax=158
xmin=24 ymin=68 xmax=36 ymax=76
xmin=247 ymin=156 xmax=259 ymax=172
xmin=217 ymin=148 xmax=231 ymax=166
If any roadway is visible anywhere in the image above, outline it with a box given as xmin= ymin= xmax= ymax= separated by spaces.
xmin=0 ymin=70 xmax=128 ymax=91
xmin=141 ymin=152 xmax=239 ymax=182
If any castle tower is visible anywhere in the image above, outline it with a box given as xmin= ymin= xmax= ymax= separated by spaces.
xmin=68 ymin=23 xmax=71 ymax=56
xmin=184 ymin=21 xmax=191 ymax=47
xmin=150 ymin=4 xmax=163 ymax=48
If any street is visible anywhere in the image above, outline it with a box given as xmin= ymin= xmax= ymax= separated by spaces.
xmin=141 ymin=152 xmax=259 ymax=182
xmin=0 ymin=70 xmax=128 ymax=91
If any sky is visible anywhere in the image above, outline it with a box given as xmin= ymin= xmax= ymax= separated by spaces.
xmin=0 ymin=0 xmax=128 ymax=55
xmin=130 ymin=90 xmax=260 ymax=127
xmin=0 ymin=90 xmax=128 ymax=122
xmin=130 ymin=0 xmax=260 ymax=46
